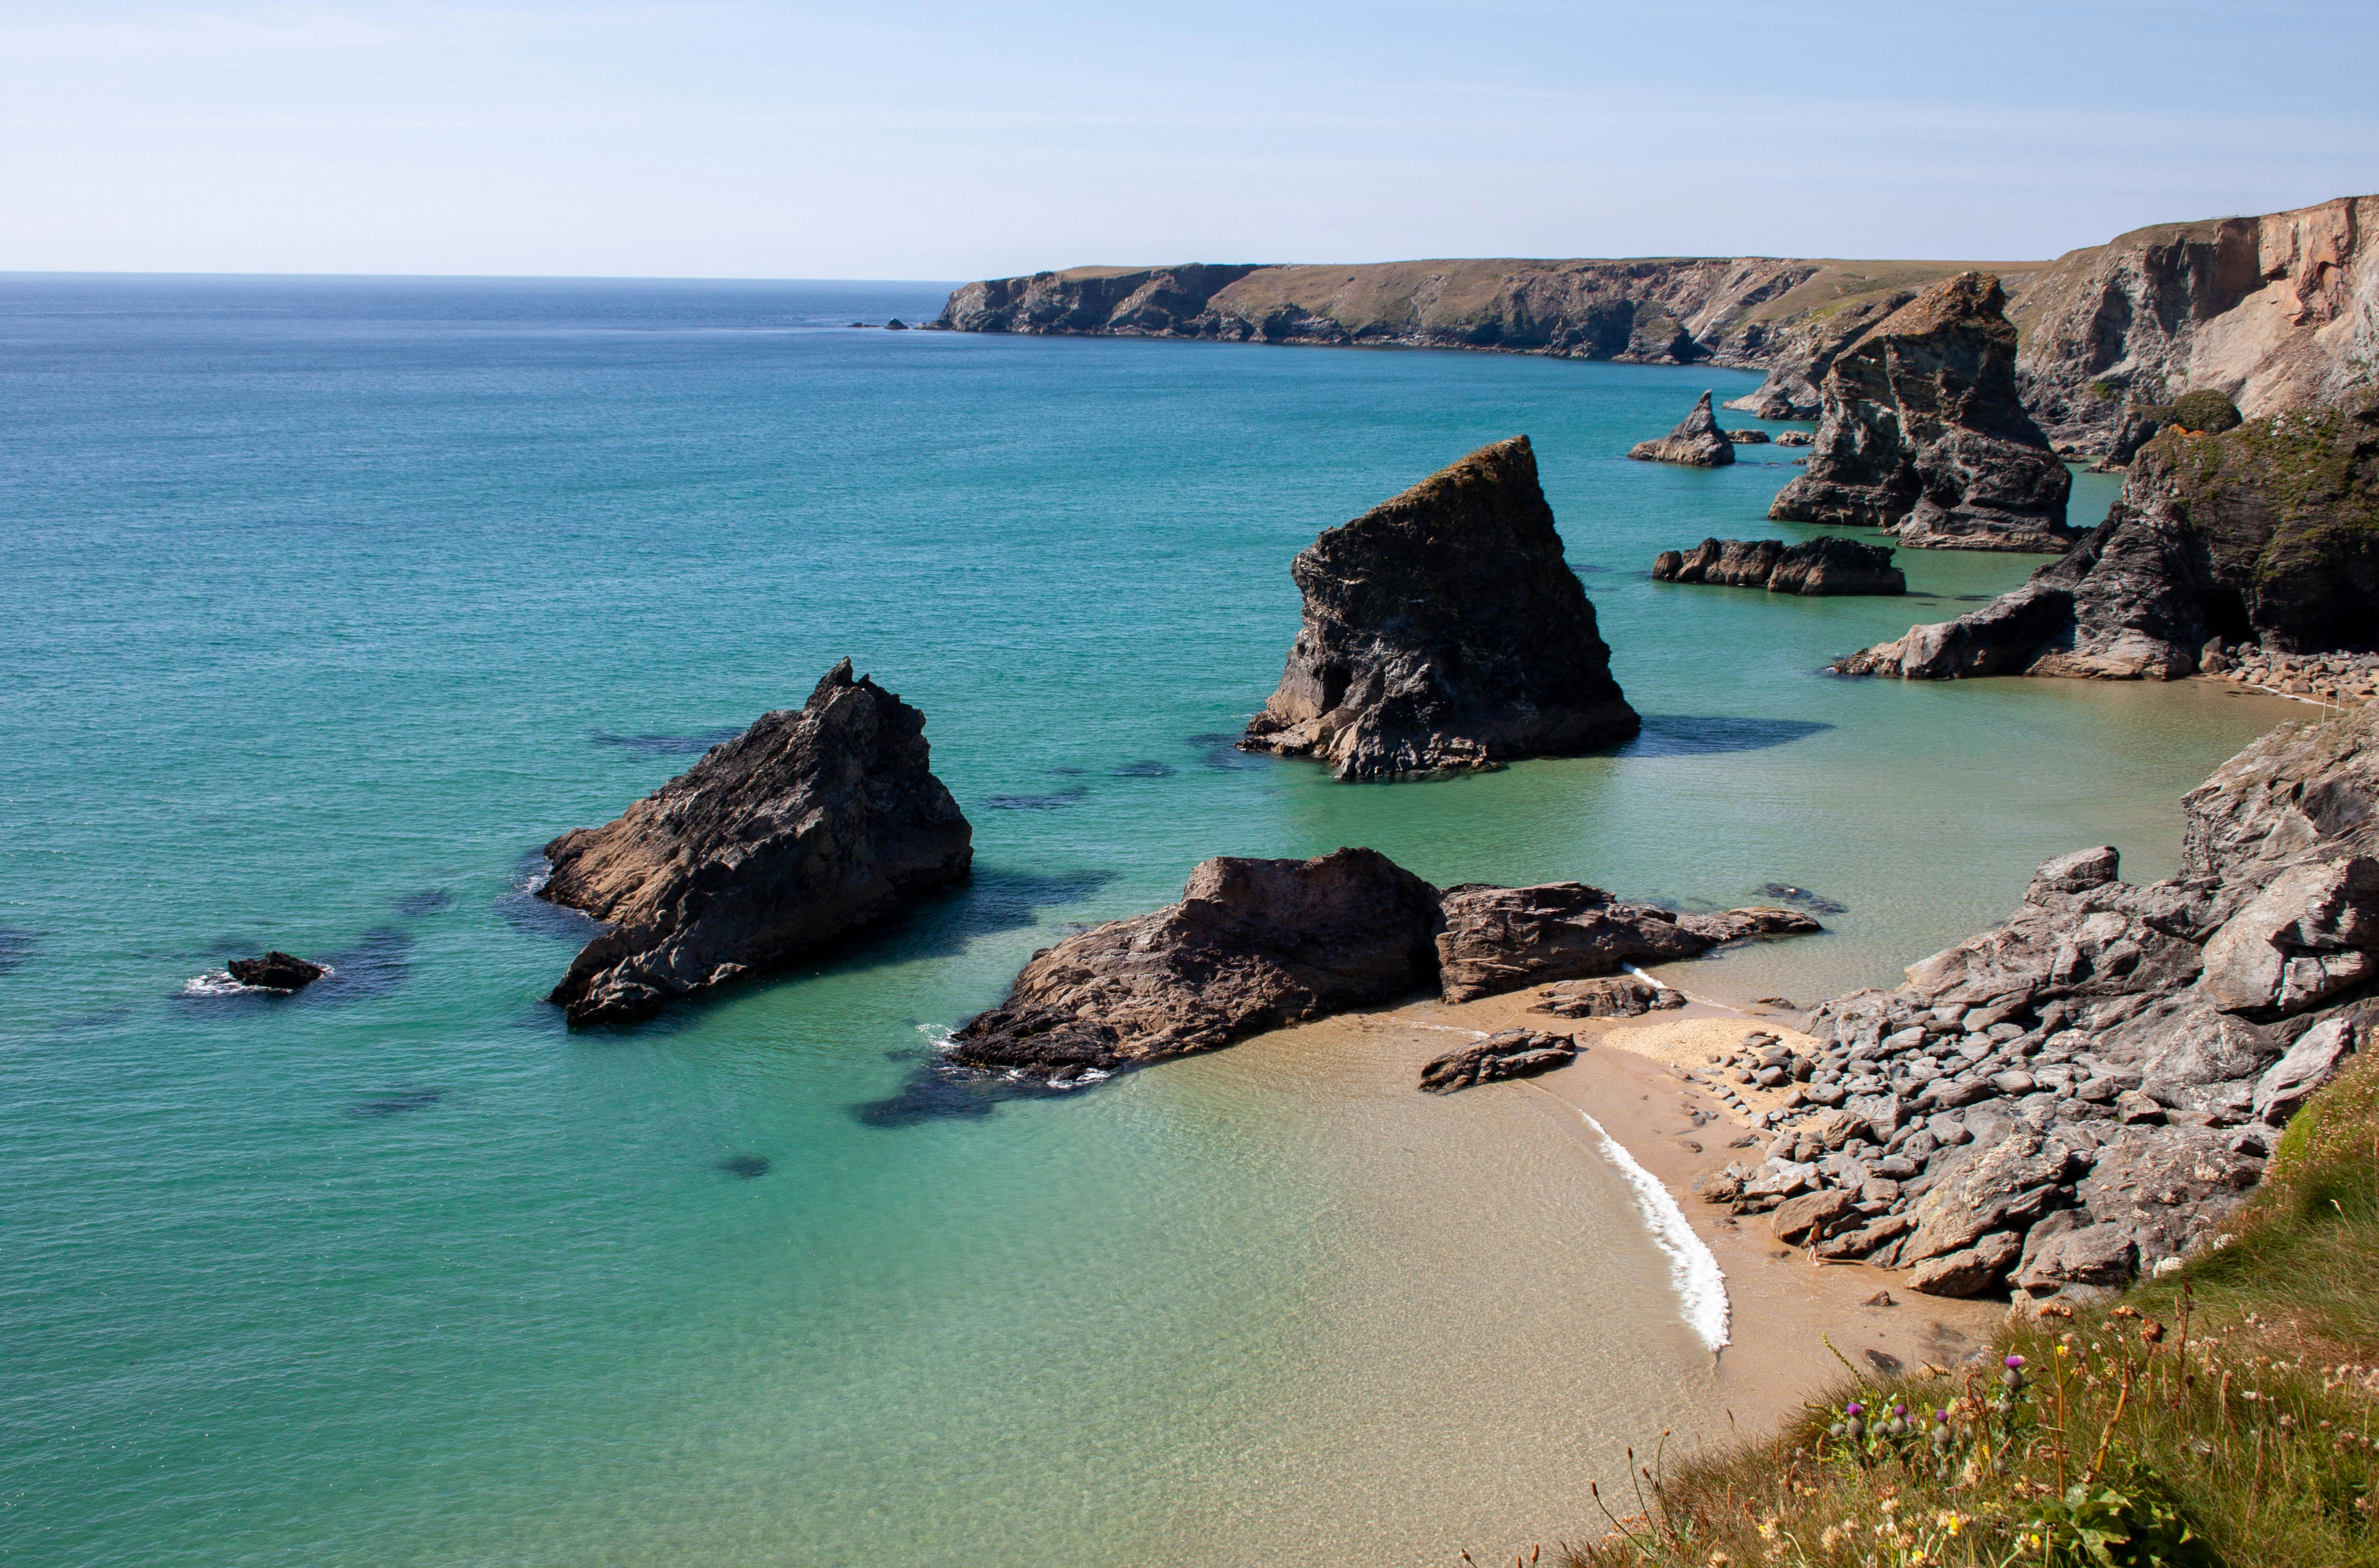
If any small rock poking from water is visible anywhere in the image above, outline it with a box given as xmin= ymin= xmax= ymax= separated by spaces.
xmin=715 ymin=1155 xmax=772 ymax=1180
xmin=1418 ymin=1029 xmax=1579 ymax=1093
xmin=1628 ymin=391 xmax=1736 ymax=467
xmin=228 ymin=951 xmax=329 ymax=992
xmin=1758 ymin=882 xmax=1850 ymax=916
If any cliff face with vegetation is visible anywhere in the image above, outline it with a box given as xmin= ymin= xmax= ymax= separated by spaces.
xmin=933 ymin=257 xmax=2044 ymax=373
xmin=937 ymin=195 xmax=2379 ymax=457
xmin=2014 ymin=195 xmax=2379 ymax=457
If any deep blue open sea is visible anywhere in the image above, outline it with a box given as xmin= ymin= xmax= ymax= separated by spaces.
xmin=0 ymin=276 xmax=2297 ymax=1566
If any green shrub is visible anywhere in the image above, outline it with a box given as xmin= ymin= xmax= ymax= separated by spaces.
xmin=2168 ymin=389 xmax=2243 ymax=434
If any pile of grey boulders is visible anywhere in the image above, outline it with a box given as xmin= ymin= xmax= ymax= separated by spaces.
xmin=1698 ymin=706 xmax=2379 ymax=1302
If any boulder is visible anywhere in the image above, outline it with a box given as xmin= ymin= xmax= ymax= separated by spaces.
xmin=1418 ymin=1028 xmax=1578 ymax=1093
xmin=1771 ymin=1187 xmax=1857 ymax=1245
xmin=1628 ymin=391 xmax=1736 ymax=466
xmin=1769 ymin=272 xmax=2073 ymax=552
xmin=1435 ymin=883 xmax=1818 ymax=1002
xmin=1653 ymin=536 xmax=1904 ymax=596
xmin=1241 ymin=436 xmax=1640 ymax=779
xmin=540 ymin=660 xmax=973 ymax=1025
xmin=946 ymin=849 xmax=1442 ymax=1076
xmin=1725 ymin=429 xmax=1773 ymax=444
xmin=2013 ymin=1212 xmax=2137 ymax=1296
xmin=227 ymin=951 xmax=328 ymax=992
xmin=1908 ymin=1230 xmax=2025 ymax=1297
xmin=1905 ymin=1126 xmax=2083 ymax=1271
xmin=1528 ymin=972 xmax=1684 ymax=1019
xmin=2254 ymin=1016 xmax=2361 ymax=1123
xmin=1831 ymin=394 xmax=2379 ymax=680
xmin=2196 ymin=856 xmax=2379 ymax=1017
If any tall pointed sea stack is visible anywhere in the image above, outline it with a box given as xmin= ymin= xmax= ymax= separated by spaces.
xmin=1628 ymin=390 xmax=1736 ymax=466
xmin=1241 ymin=436 xmax=1639 ymax=779
xmin=539 ymin=660 xmax=973 ymax=1025
xmin=1769 ymin=272 xmax=2073 ymax=552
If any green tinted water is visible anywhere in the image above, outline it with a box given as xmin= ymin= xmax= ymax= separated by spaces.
xmin=0 ymin=277 xmax=2295 ymax=1565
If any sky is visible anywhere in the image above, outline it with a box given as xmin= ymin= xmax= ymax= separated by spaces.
xmin=2 ymin=1 xmax=2375 ymax=280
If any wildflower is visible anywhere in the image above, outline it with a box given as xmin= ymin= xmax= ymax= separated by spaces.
xmin=1755 ymin=1519 xmax=1778 ymax=1541
xmin=2005 ymin=1355 xmax=2025 ymax=1369
xmin=1936 ymin=1509 xmax=1964 ymax=1535
xmin=1880 ymin=1497 xmax=1898 ymax=1514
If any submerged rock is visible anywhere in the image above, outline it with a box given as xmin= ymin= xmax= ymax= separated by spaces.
xmin=1833 ymin=395 xmax=2379 ymax=679
xmin=946 ymin=848 xmax=1443 ymax=1075
xmin=1755 ymin=704 xmax=2379 ymax=1299
xmin=1530 ymin=972 xmax=1686 ymax=1020
xmin=1418 ymin=1028 xmax=1579 ymax=1093
xmin=1241 ymin=436 xmax=1639 ymax=779
xmin=1653 ymin=536 xmax=1904 ymax=595
xmin=1769 ymin=272 xmax=2073 ymax=552
xmin=227 ymin=951 xmax=328 ymax=992
xmin=539 ymin=660 xmax=973 ymax=1026
xmin=1628 ymin=391 xmax=1736 ymax=467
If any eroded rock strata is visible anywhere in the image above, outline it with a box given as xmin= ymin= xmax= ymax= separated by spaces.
xmin=1419 ymin=1029 xmax=1578 ymax=1093
xmin=539 ymin=660 xmax=973 ymax=1026
xmin=948 ymin=852 xmax=1818 ymax=1078
xmin=1628 ymin=391 xmax=1735 ymax=466
xmin=1834 ymin=395 xmax=2379 ymax=680
xmin=1653 ymin=537 xmax=1904 ymax=595
xmin=1241 ymin=436 xmax=1640 ymax=779
xmin=1768 ymin=272 xmax=2074 ymax=552
xmin=1702 ymin=705 xmax=2379 ymax=1300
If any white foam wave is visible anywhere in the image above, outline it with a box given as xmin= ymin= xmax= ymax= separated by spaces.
xmin=181 ymin=971 xmax=260 ymax=997
xmin=1576 ymin=1108 xmax=1731 ymax=1352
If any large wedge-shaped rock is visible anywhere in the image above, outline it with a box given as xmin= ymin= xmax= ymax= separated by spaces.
xmin=1628 ymin=391 xmax=1736 ymax=466
xmin=1770 ymin=272 xmax=2073 ymax=552
xmin=2197 ymin=857 xmax=2379 ymax=1017
xmin=946 ymin=849 xmax=1443 ymax=1076
xmin=1242 ymin=436 xmax=1639 ymax=779
xmin=540 ymin=660 xmax=973 ymax=1025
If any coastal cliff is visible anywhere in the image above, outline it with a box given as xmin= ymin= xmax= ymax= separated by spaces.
xmin=2014 ymin=194 xmax=2379 ymax=457
xmin=933 ymin=256 xmax=2045 ymax=369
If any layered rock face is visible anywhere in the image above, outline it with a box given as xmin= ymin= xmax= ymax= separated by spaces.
xmin=1654 ymin=536 xmax=1904 ymax=595
xmin=1241 ymin=436 xmax=1640 ymax=779
xmin=1834 ymin=395 xmax=2379 ymax=679
xmin=539 ymin=660 xmax=973 ymax=1025
xmin=1628 ymin=391 xmax=1735 ymax=466
xmin=1435 ymin=883 xmax=1817 ymax=1002
xmin=2016 ymin=195 xmax=2379 ymax=458
xmin=948 ymin=852 xmax=1820 ymax=1079
xmin=1704 ymin=706 xmax=2379 ymax=1300
xmin=1725 ymin=292 xmax=1917 ymax=420
xmin=935 ymin=257 xmax=2039 ymax=368
xmin=945 ymin=849 xmax=1444 ymax=1077
xmin=1769 ymin=273 xmax=2074 ymax=552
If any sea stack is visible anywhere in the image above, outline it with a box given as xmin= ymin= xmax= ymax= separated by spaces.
xmin=539 ymin=659 xmax=973 ymax=1025
xmin=1833 ymin=394 xmax=2379 ymax=680
xmin=1769 ymin=272 xmax=2074 ymax=551
xmin=1653 ymin=536 xmax=1905 ymax=595
xmin=1241 ymin=435 xmax=1640 ymax=779
xmin=1628 ymin=391 xmax=1736 ymax=466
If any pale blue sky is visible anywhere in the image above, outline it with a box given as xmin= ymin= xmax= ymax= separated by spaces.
xmin=4 ymin=1 xmax=2374 ymax=278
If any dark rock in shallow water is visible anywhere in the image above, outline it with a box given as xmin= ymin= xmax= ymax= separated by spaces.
xmin=1435 ymin=883 xmax=1817 ymax=1003
xmin=1770 ymin=272 xmax=2074 ymax=552
xmin=948 ymin=848 xmax=1443 ymax=1075
xmin=1833 ymin=394 xmax=2379 ymax=680
xmin=346 ymin=1086 xmax=444 ymax=1119
xmin=228 ymin=951 xmax=328 ymax=992
xmin=1112 ymin=760 xmax=1174 ymax=778
xmin=0 ymin=928 xmax=34 ymax=975
xmin=589 ymin=726 xmax=743 ymax=757
xmin=539 ymin=659 xmax=973 ymax=1026
xmin=1652 ymin=536 xmax=1904 ymax=595
xmin=394 ymin=889 xmax=454 ymax=916
xmin=1628 ymin=391 xmax=1736 ymax=467
xmin=1757 ymin=883 xmax=1849 ymax=916
xmin=715 ymin=1154 xmax=772 ymax=1179
xmin=1725 ymin=429 xmax=1772 ymax=444
xmin=1241 ymin=435 xmax=1639 ymax=779
xmin=1419 ymin=1028 xmax=1578 ymax=1093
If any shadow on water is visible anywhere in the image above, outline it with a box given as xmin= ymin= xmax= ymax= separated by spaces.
xmin=1113 ymin=760 xmax=1175 ymax=778
xmin=345 ymin=1085 xmax=445 ymax=1119
xmin=394 ymin=888 xmax=453 ymax=916
xmin=853 ymin=1058 xmax=1105 ymax=1128
xmin=715 ymin=1154 xmax=772 ymax=1179
xmin=0 ymin=928 xmax=34 ymax=975
xmin=1620 ymin=715 xmax=1832 ymax=758
xmin=1186 ymin=731 xmax=1267 ymax=771
xmin=982 ymin=785 xmax=1090 ymax=810
xmin=587 ymin=726 xmax=742 ymax=756
xmin=498 ymin=849 xmax=603 ymax=944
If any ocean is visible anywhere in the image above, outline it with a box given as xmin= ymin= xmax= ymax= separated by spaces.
xmin=0 ymin=275 xmax=2295 ymax=1565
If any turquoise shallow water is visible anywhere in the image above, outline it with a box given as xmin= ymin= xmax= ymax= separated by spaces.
xmin=0 ymin=277 xmax=2298 ymax=1565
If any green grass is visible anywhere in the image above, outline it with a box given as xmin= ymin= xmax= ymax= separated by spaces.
xmin=1542 ymin=1045 xmax=2379 ymax=1568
